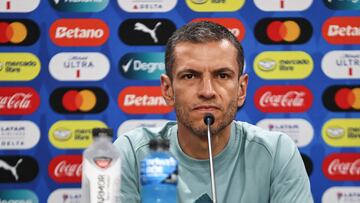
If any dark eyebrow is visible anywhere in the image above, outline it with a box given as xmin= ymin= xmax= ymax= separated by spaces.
xmin=213 ymin=67 xmax=236 ymax=75
xmin=176 ymin=68 xmax=201 ymax=75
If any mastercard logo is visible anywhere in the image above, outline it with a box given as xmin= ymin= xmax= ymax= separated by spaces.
xmin=50 ymin=87 xmax=108 ymax=114
xmin=0 ymin=19 xmax=39 ymax=46
xmin=255 ymin=18 xmax=312 ymax=44
xmin=323 ymin=86 xmax=360 ymax=111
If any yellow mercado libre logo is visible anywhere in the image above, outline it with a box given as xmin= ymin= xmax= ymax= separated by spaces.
xmin=49 ymin=120 xmax=107 ymax=149
xmin=0 ymin=53 xmax=40 ymax=81
xmin=254 ymin=51 xmax=313 ymax=80
xmin=186 ymin=0 xmax=244 ymax=12
xmin=322 ymin=119 xmax=360 ymax=147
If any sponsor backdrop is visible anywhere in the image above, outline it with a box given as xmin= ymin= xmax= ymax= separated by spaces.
xmin=0 ymin=0 xmax=359 ymax=202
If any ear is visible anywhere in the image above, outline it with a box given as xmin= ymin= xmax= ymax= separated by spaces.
xmin=237 ymin=74 xmax=248 ymax=107
xmin=160 ymin=74 xmax=175 ymax=107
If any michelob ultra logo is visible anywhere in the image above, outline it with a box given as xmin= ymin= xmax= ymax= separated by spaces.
xmin=322 ymin=16 xmax=360 ymax=44
xmin=322 ymin=187 xmax=360 ymax=203
xmin=322 ymin=50 xmax=360 ymax=79
xmin=0 ymin=53 xmax=40 ymax=81
xmin=118 ymin=86 xmax=173 ymax=114
xmin=0 ymin=87 xmax=40 ymax=115
xmin=254 ymin=51 xmax=313 ymax=80
xmin=0 ymin=19 xmax=40 ymax=46
xmin=49 ymin=120 xmax=107 ymax=149
xmin=49 ymin=18 xmax=109 ymax=46
xmin=47 ymin=188 xmax=81 ymax=203
xmin=322 ymin=119 xmax=360 ymax=147
xmin=185 ymin=0 xmax=244 ymax=12
xmin=119 ymin=52 xmax=165 ymax=80
xmin=254 ymin=0 xmax=312 ymax=11
xmin=0 ymin=0 xmax=40 ymax=12
xmin=50 ymin=0 xmax=108 ymax=12
xmin=118 ymin=119 xmax=169 ymax=136
xmin=323 ymin=85 xmax=360 ymax=111
xmin=0 ymin=121 xmax=40 ymax=150
xmin=0 ymin=189 xmax=38 ymax=203
xmin=49 ymin=52 xmax=110 ymax=81
xmin=324 ymin=0 xmax=360 ymax=10
xmin=118 ymin=0 xmax=177 ymax=12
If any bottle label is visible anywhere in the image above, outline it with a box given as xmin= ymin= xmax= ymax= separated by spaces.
xmin=140 ymin=157 xmax=178 ymax=186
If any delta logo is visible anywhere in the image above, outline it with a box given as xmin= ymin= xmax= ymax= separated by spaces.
xmin=0 ymin=19 xmax=40 ymax=46
xmin=322 ymin=17 xmax=360 ymax=44
xmin=0 ymin=155 xmax=38 ymax=183
xmin=324 ymin=0 xmax=360 ymax=10
xmin=0 ymin=87 xmax=40 ymax=115
xmin=118 ymin=86 xmax=173 ymax=114
xmin=50 ymin=18 xmax=109 ymax=47
xmin=255 ymin=18 xmax=312 ymax=44
xmin=0 ymin=0 xmax=40 ymax=12
xmin=322 ymin=153 xmax=360 ymax=181
xmin=0 ymin=53 xmax=40 ymax=81
xmin=254 ymin=0 xmax=313 ymax=11
xmin=322 ymin=118 xmax=360 ymax=147
xmin=48 ymin=155 xmax=82 ymax=183
xmin=321 ymin=50 xmax=360 ymax=79
xmin=49 ymin=87 xmax=108 ymax=114
xmin=323 ymin=85 xmax=360 ymax=111
xmin=254 ymin=85 xmax=313 ymax=113
xmin=50 ymin=0 xmax=108 ymax=12
xmin=0 ymin=121 xmax=40 ymax=150
xmin=118 ymin=0 xmax=177 ymax=12
xmin=322 ymin=187 xmax=360 ymax=203
xmin=191 ymin=18 xmax=245 ymax=41
xmin=186 ymin=0 xmax=245 ymax=12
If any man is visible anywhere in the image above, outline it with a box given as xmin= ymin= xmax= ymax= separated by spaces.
xmin=114 ymin=21 xmax=313 ymax=203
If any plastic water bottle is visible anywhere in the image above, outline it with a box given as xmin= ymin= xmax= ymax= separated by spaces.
xmin=140 ymin=139 xmax=178 ymax=203
xmin=81 ymin=128 xmax=121 ymax=203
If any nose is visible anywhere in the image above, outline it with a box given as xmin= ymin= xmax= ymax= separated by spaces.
xmin=198 ymin=76 xmax=216 ymax=99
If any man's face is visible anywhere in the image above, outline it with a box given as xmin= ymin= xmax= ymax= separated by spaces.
xmin=161 ymin=39 xmax=248 ymax=137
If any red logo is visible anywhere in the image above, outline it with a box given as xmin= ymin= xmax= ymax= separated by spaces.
xmin=254 ymin=85 xmax=313 ymax=113
xmin=323 ymin=153 xmax=360 ymax=181
xmin=49 ymin=18 xmax=109 ymax=46
xmin=191 ymin=18 xmax=245 ymax=41
xmin=48 ymin=155 xmax=82 ymax=183
xmin=0 ymin=87 xmax=40 ymax=115
xmin=118 ymin=86 xmax=173 ymax=114
xmin=322 ymin=16 xmax=360 ymax=44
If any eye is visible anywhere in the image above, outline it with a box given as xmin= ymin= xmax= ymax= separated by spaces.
xmin=183 ymin=73 xmax=194 ymax=80
xmin=218 ymin=73 xmax=229 ymax=79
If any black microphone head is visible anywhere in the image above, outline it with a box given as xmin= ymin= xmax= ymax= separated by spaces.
xmin=203 ymin=113 xmax=215 ymax=126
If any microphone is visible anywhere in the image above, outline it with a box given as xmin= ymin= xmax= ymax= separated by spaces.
xmin=203 ymin=113 xmax=217 ymax=203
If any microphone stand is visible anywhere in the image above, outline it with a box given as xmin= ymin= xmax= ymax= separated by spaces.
xmin=205 ymin=114 xmax=217 ymax=203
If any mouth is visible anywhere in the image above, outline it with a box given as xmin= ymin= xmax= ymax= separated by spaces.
xmin=192 ymin=105 xmax=220 ymax=112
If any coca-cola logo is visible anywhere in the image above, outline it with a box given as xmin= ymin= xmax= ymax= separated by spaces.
xmin=323 ymin=153 xmax=360 ymax=181
xmin=254 ymin=85 xmax=313 ymax=112
xmin=0 ymin=87 xmax=40 ymax=115
xmin=48 ymin=155 xmax=82 ymax=183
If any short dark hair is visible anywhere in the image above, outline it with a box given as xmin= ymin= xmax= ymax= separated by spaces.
xmin=165 ymin=21 xmax=244 ymax=80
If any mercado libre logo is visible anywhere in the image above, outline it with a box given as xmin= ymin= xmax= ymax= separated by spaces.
xmin=49 ymin=0 xmax=109 ymax=12
xmin=48 ymin=155 xmax=82 ymax=183
xmin=0 ymin=19 xmax=39 ymax=46
xmin=254 ymin=18 xmax=312 ymax=44
xmin=49 ymin=87 xmax=108 ymax=114
xmin=0 ymin=53 xmax=41 ymax=81
xmin=0 ymin=87 xmax=40 ymax=115
xmin=322 ymin=118 xmax=360 ymax=147
xmin=322 ymin=85 xmax=360 ymax=111
xmin=0 ymin=155 xmax=38 ymax=183
xmin=323 ymin=0 xmax=360 ymax=10
xmin=0 ymin=0 xmax=40 ymax=12
xmin=186 ymin=0 xmax=245 ymax=12
xmin=322 ymin=16 xmax=360 ymax=44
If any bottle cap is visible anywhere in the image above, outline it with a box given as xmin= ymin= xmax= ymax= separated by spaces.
xmin=92 ymin=128 xmax=113 ymax=138
xmin=149 ymin=139 xmax=170 ymax=150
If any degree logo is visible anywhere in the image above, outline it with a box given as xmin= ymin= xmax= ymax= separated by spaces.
xmin=0 ymin=0 xmax=40 ymax=12
xmin=50 ymin=0 xmax=109 ymax=12
xmin=255 ymin=18 xmax=312 ymax=44
xmin=0 ymin=19 xmax=40 ymax=46
xmin=0 ymin=87 xmax=40 ymax=115
xmin=322 ymin=17 xmax=360 ymax=44
xmin=254 ymin=0 xmax=313 ymax=11
xmin=322 ymin=118 xmax=360 ymax=147
xmin=323 ymin=85 xmax=360 ymax=111
xmin=186 ymin=0 xmax=244 ymax=12
xmin=0 ymin=53 xmax=40 ymax=81
xmin=118 ymin=0 xmax=177 ymax=12
xmin=323 ymin=0 xmax=360 ymax=10
xmin=0 ymin=189 xmax=38 ymax=203
xmin=50 ymin=87 xmax=108 ymax=114
xmin=321 ymin=50 xmax=360 ymax=79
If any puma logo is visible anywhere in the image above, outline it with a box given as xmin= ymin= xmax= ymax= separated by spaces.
xmin=0 ymin=158 xmax=23 ymax=180
xmin=134 ymin=22 xmax=162 ymax=43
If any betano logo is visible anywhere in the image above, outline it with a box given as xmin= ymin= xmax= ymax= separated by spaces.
xmin=118 ymin=86 xmax=173 ymax=114
xmin=49 ymin=18 xmax=109 ymax=46
xmin=254 ymin=51 xmax=313 ymax=79
xmin=0 ymin=53 xmax=40 ymax=81
xmin=322 ymin=16 xmax=360 ymax=44
xmin=186 ymin=0 xmax=244 ymax=12
xmin=254 ymin=0 xmax=312 ymax=11
xmin=48 ymin=188 xmax=81 ymax=203
xmin=323 ymin=85 xmax=360 ymax=111
xmin=50 ymin=87 xmax=108 ymax=114
xmin=255 ymin=18 xmax=312 ymax=44
xmin=324 ymin=0 xmax=360 ymax=10
xmin=322 ymin=50 xmax=360 ymax=79
xmin=0 ymin=189 xmax=38 ymax=202
xmin=0 ymin=121 xmax=40 ymax=150
xmin=0 ymin=87 xmax=40 ymax=115
xmin=322 ymin=187 xmax=360 ymax=203
xmin=0 ymin=0 xmax=40 ymax=12
xmin=0 ymin=19 xmax=40 ymax=46
xmin=118 ymin=0 xmax=177 ymax=12
xmin=49 ymin=120 xmax=107 ymax=149
xmin=50 ymin=0 xmax=108 ymax=12
xmin=322 ymin=119 xmax=360 ymax=147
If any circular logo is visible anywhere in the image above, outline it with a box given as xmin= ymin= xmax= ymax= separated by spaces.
xmin=266 ymin=20 xmax=301 ymax=42
xmin=62 ymin=90 xmax=97 ymax=112
xmin=0 ymin=22 xmax=27 ymax=44
xmin=334 ymin=87 xmax=360 ymax=110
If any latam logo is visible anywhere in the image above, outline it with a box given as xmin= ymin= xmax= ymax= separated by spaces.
xmin=0 ymin=87 xmax=40 ymax=115
xmin=48 ymin=155 xmax=82 ymax=183
xmin=254 ymin=0 xmax=312 ymax=11
xmin=118 ymin=0 xmax=177 ymax=12
xmin=49 ymin=120 xmax=107 ymax=149
xmin=118 ymin=119 xmax=169 ymax=136
xmin=49 ymin=52 xmax=110 ymax=81
xmin=255 ymin=18 xmax=312 ymax=44
xmin=0 ymin=189 xmax=38 ymax=203
xmin=321 ymin=50 xmax=360 ymax=79
xmin=119 ymin=52 xmax=165 ymax=80
xmin=0 ymin=53 xmax=40 ymax=81
xmin=186 ymin=0 xmax=245 ymax=12
xmin=50 ymin=18 xmax=109 ymax=47
xmin=0 ymin=19 xmax=40 ymax=46
xmin=322 ymin=119 xmax=360 ymax=147
xmin=301 ymin=154 xmax=313 ymax=176
xmin=0 ymin=0 xmax=40 ymax=12
xmin=323 ymin=85 xmax=360 ymax=111
xmin=0 ymin=155 xmax=38 ymax=183
xmin=47 ymin=188 xmax=81 ymax=203
xmin=322 ymin=153 xmax=360 ymax=181
xmin=253 ymin=51 xmax=313 ymax=80
xmin=324 ymin=0 xmax=360 ymax=10
xmin=50 ymin=0 xmax=108 ymax=12
xmin=322 ymin=17 xmax=360 ymax=44
xmin=254 ymin=86 xmax=313 ymax=113
xmin=118 ymin=86 xmax=173 ymax=114
xmin=322 ymin=186 xmax=360 ymax=203
xmin=119 ymin=18 xmax=176 ymax=45
xmin=191 ymin=18 xmax=245 ymax=42
xmin=50 ymin=87 xmax=108 ymax=114
xmin=0 ymin=121 xmax=40 ymax=150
